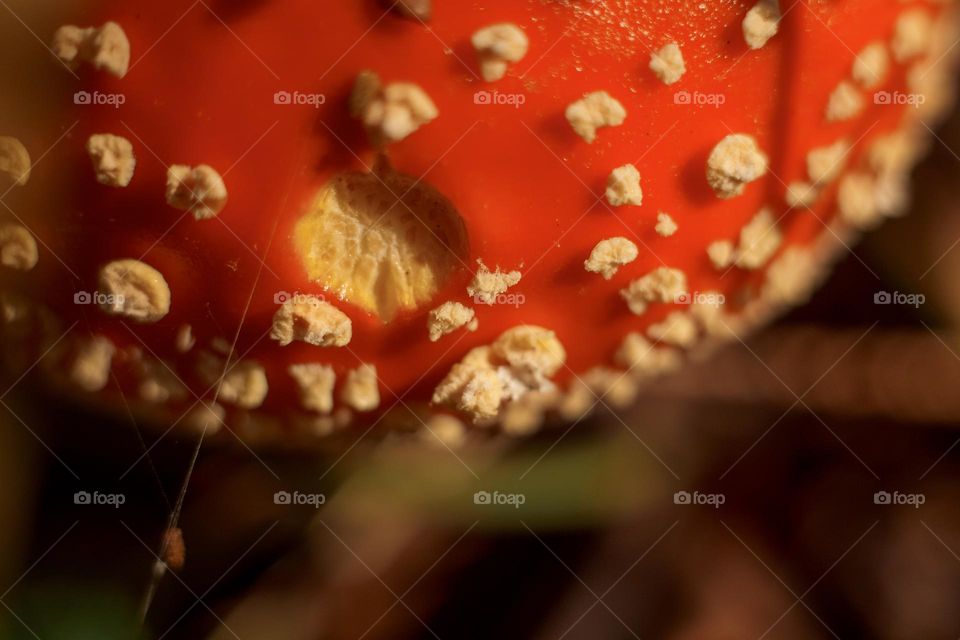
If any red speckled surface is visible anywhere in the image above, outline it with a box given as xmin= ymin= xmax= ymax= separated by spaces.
xmin=3 ymin=0 xmax=943 ymax=424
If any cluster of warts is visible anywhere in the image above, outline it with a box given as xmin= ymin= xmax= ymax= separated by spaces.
xmin=0 ymin=3 xmax=949 ymax=438
xmin=790 ymin=9 xmax=943 ymax=230
xmin=573 ymin=4 xmax=949 ymax=411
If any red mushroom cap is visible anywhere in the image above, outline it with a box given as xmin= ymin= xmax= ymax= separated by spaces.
xmin=0 ymin=0 xmax=955 ymax=440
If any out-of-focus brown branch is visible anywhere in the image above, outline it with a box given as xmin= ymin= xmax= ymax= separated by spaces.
xmin=646 ymin=325 xmax=960 ymax=425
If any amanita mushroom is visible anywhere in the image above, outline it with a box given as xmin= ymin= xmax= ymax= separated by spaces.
xmin=0 ymin=0 xmax=956 ymax=441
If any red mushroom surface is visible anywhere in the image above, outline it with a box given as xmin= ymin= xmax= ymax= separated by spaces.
xmin=0 ymin=0 xmax=955 ymax=442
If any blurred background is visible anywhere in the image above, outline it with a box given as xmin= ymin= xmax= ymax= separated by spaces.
xmin=5 ymin=7 xmax=960 ymax=640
